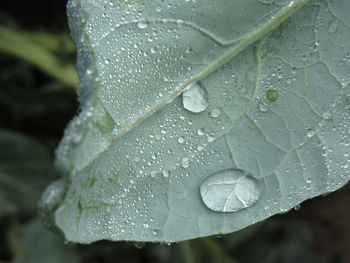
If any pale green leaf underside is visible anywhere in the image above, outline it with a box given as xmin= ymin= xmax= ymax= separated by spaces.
xmin=52 ymin=0 xmax=350 ymax=243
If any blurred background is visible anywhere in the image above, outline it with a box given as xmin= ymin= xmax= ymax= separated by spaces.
xmin=0 ymin=1 xmax=349 ymax=263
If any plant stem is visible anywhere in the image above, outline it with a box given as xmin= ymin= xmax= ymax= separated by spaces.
xmin=201 ymin=237 xmax=239 ymax=263
xmin=179 ymin=241 xmax=195 ymax=263
xmin=0 ymin=25 xmax=78 ymax=90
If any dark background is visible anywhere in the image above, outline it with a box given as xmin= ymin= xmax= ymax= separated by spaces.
xmin=0 ymin=1 xmax=349 ymax=263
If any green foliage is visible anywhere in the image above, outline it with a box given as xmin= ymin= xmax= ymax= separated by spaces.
xmin=1 ymin=0 xmax=350 ymax=262
xmin=49 ymin=0 xmax=350 ymax=244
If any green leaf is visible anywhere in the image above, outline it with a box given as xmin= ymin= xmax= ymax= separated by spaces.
xmin=0 ymin=130 xmax=58 ymax=215
xmin=0 ymin=194 xmax=17 ymax=218
xmin=11 ymin=218 xmax=79 ymax=263
xmin=0 ymin=25 xmax=78 ymax=89
xmin=47 ymin=0 xmax=350 ymax=243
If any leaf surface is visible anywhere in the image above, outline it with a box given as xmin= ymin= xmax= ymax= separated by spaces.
xmin=49 ymin=0 xmax=350 ymax=243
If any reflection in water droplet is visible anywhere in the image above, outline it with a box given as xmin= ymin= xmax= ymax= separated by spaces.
xmin=209 ymin=108 xmax=222 ymax=118
xmin=200 ymin=169 xmax=260 ymax=212
xmin=182 ymin=82 xmax=208 ymax=113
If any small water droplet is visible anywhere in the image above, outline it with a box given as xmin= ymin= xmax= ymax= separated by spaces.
xmin=258 ymin=100 xmax=269 ymax=112
xmin=182 ymin=82 xmax=208 ymax=113
xmin=133 ymin=242 xmax=146 ymax=249
xmin=181 ymin=157 xmax=190 ymax=168
xmin=178 ymin=136 xmax=185 ymax=144
xmin=293 ymin=204 xmax=301 ymax=211
xmin=209 ymin=108 xmax=222 ymax=118
xmin=328 ymin=19 xmax=338 ymax=34
xmin=150 ymin=46 xmax=157 ymax=54
xmin=200 ymin=169 xmax=260 ymax=212
xmin=306 ymin=129 xmax=315 ymax=138
xmin=163 ymin=170 xmax=169 ymax=178
xmin=197 ymin=128 xmax=205 ymax=136
xmin=137 ymin=21 xmax=148 ymax=29
xmin=322 ymin=111 xmax=332 ymax=120
xmin=207 ymin=135 xmax=214 ymax=143
xmin=104 ymin=59 xmax=110 ymax=65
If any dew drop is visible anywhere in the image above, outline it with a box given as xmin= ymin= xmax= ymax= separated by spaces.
xmin=163 ymin=170 xmax=169 ymax=178
xmin=258 ymin=100 xmax=269 ymax=112
xmin=182 ymin=82 xmax=208 ymax=113
xmin=328 ymin=19 xmax=338 ymax=34
xmin=181 ymin=157 xmax=190 ymax=168
xmin=178 ymin=136 xmax=185 ymax=144
xmin=306 ymin=129 xmax=315 ymax=138
xmin=322 ymin=111 xmax=332 ymax=120
xmin=200 ymin=169 xmax=260 ymax=212
xmin=197 ymin=128 xmax=205 ymax=136
xmin=133 ymin=242 xmax=146 ymax=249
xmin=137 ymin=21 xmax=148 ymax=29
xmin=209 ymin=108 xmax=222 ymax=118
xmin=293 ymin=204 xmax=301 ymax=211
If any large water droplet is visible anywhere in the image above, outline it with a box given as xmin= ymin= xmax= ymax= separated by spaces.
xmin=200 ymin=169 xmax=260 ymax=212
xmin=182 ymin=82 xmax=208 ymax=113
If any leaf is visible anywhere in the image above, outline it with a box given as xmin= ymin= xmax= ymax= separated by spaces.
xmin=0 ymin=194 xmax=17 ymax=218
xmin=47 ymin=0 xmax=350 ymax=243
xmin=11 ymin=218 xmax=79 ymax=263
xmin=0 ymin=130 xmax=58 ymax=215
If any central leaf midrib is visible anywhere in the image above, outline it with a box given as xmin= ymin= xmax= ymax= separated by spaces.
xmin=74 ymin=0 xmax=310 ymax=175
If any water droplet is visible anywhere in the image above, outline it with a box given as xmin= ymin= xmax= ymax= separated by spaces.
xmin=150 ymin=46 xmax=157 ymax=54
xmin=197 ymin=128 xmax=205 ymax=136
xmin=104 ymin=59 xmax=110 ymax=65
xmin=200 ymin=169 xmax=260 ymax=212
xmin=328 ymin=19 xmax=338 ymax=34
xmin=322 ymin=111 xmax=332 ymax=120
xmin=266 ymin=89 xmax=278 ymax=102
xmin=178 ymin=136 xmax=185 ymax=144
xmin=137 ymin=21 xmax=148 ymax=29
xmin=182 ymin=82 xmax=208 ymax=113
xmin=258 ymin=100 xmax=269 ymax=112
xmin=133 ymin=242 xmax=146 ymax=249
xmin=306 ymin=129 xmax=315 ymax=138
xmin=181 ymin=157 xmax=190 ymax=168
xmin=293 ymin=204 xmax=301 ymax=211
xmin=163 ymin=170 xmax=169 ymax=178
xmin=209 ymin=108 xmax=222 ymax=118
xmin=207 ymin=135 xmax=214 ymax=143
